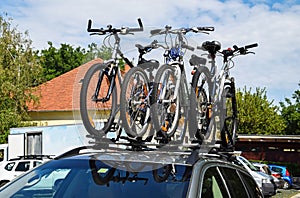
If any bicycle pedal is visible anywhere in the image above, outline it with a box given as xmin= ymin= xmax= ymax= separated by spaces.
xmin=109 ymin=123 xmax=119 ymax=132
xmin=154 ymin=136 xmax=164 ymax=140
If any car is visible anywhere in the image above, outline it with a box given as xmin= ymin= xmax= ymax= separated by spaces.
xmin=0 ymin=155 xmax=52 ymax=187
xmin=253 ymin=162 xmax=285 ymax=189
xmin=268 ymin=164 xmax=293 ymax=189
xmin=0 ymin=145 xmax=264 ymax=198
xmin=232 ymin=156 xmax=276 ymax=197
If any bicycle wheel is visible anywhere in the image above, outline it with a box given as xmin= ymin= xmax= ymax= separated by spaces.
xmin=220 ymin=77 xmax=238 ymax=150
xmin=80 ymin=63 xmax=117 ymax=137
xmin=152 ymin=64 xmax=180 ymax=140
xmin=120 ymin=67 xmax=151 ymax=138
xmin=190 ymin=66 xmax=212 ymax=141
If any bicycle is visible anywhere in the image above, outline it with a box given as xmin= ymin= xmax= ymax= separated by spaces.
xmin=150 ymin=26 xmax=214 ymax=143
xmin=119 ymin=40 xmax=164 ymax=140
xmin=80 ymin=18 xmax=143 ymax=139
xmin=189 ymin=41 xmax=258 ymax=150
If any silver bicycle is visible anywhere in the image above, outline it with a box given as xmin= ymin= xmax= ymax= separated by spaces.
xmin=189 ymin=41 xmax=258 ymax=150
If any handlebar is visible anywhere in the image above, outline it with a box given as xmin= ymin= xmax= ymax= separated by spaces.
xmin=87 ymin=18 xmax=144 ymax=34
xmin=231 ymin=43 xmax=258 ymax=55
xmin=182 ymin=43 xmax=195 ymax=51
xmin=221 ymin=43 xmax=258 ymax=62
xmin=150 ymin=26 xmax=214 ymax=36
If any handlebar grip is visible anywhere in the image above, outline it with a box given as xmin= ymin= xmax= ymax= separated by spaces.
xmin=87 ymin=20 xmax=92 ymax=32
xmin=137 ymin=18 xmax=143 ymax=30
xmin=198 ymin=27 xmax=215 ymax=31
xmin=245 ymin=43 xmax=258 ymax=49
xmin=128 ymin=18 xmax=144 ymax=32
xmin=150 ymin=29 xmax=163 ymax=36
xmin=87 ymin=19 xmax=105 ymax=33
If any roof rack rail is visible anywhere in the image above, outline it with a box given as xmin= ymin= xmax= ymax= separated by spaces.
xmin=54 ymin=146 xmax=91 ymax=160
xmin=9 ymin=154 xmax=54 ymax=161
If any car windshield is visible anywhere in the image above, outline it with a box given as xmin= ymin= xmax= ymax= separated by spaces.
xmin=239 ymin=157 xmax=259 ymax=171
xmin=1 ymin=158 xmax=192 ymax=198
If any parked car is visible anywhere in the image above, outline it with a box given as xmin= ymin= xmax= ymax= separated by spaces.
xmin=253 ymin=162 xmax=285 ymax=189
xmin=268 ymin=164 xmax=293 ymax=189
xmin=0 ymin=146 xmax=264 ymax=197
xmin=0 ymin=155 xmax=52 ymax=187
xmin=232 ymin=156 xmax=276 ymax=197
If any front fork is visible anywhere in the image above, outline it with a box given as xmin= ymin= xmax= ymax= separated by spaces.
xmin=92 ymin=65 xmax=117 ymax=103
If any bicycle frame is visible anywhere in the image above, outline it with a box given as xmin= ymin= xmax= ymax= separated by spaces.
xmin=194 ymin=42 xmax=257 ymax=145
xmin=80 ymin=18 xmax=143 ymax=137
xmin=93 ymin=34 xmax=133 ymax=103
xmin=208 ymin=56 xmax=231 ymax=106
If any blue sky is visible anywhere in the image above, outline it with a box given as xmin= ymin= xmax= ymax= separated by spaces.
xmin=1 ymin=0 xmax=300 ymax=105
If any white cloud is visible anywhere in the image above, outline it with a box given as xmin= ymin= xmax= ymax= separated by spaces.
xmin=2 ymin=0 xmax=300 ymax=104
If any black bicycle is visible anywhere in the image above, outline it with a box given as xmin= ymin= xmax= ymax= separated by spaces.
xmin=119 ymin=40 xmax=163 ymax=140
xmin=80 ymin=18 xmax=143 ymax=139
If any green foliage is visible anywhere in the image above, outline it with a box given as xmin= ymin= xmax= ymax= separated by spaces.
xmin=0 ymin=15 xmax=43 ymax=143
xmin=279 ymin=83 xmax=300 ymax=135
xmin=236 ymin=87 xmax=286 ymax=135
xmin=37 ymin=41 xmax=86 ymax=81
xmin=85 ymin=43 xmax=112 ymax=61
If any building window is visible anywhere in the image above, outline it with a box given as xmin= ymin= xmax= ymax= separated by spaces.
xmin=26 ymin=132 xmax=42 ymax=156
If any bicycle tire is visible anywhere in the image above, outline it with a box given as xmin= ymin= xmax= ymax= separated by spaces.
xmin=151 ymin=64 xmax=180 ymax=139
xmin=80 ymin=63 xmax=117 ymax=137
xmin=120 ymin=67 xmax=151 ymax=138
xmin=220 ymin=77 xmax=238 ymax=149
xmin=190 ymin=66 xmax=212 ymax=141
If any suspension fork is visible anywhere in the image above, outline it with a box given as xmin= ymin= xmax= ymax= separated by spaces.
xmin=93 ymin=65 xmax=118 ymax=102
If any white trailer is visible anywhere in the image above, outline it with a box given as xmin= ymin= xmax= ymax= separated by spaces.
xmin=0 ymin=144 xmax=8 ymax=162
xmin=7 ymin=124 xmax=90 ymax=160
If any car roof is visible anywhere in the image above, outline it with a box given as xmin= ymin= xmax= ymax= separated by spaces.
xmin=53 ymin=145 xmax=240 ymax=167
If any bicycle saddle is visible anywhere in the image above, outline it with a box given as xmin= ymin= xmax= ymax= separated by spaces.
xmin=136 ymin=44 xmax=152 ymax=54
xmin=189 ymin=54 xmax=207 ymax=66
xmin=138 ymin=60 xmax=159 ymax=71
xmin=202 ymin=41 xmax=221 ymax=55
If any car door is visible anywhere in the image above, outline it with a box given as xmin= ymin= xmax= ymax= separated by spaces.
xmin=189 ymin=161 xmax=263 ymax=198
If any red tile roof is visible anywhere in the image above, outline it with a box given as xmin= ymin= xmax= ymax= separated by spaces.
xmin=28 ymin=58 xmax=103 ymax=111
xmin=28 ymin=59 xmax=131 ymax=112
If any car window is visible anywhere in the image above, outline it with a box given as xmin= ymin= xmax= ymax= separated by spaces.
xmin=33 ymin=161 xmax=42 ymax=167
xmin=201 ymin=166 xmax=229 ymax=198
xmin=263 ymin=166 xmax=272 ymax=175
xmin=270 ymin=167 xmax=282 ymax=173
xmin=15 ymin=161 xmax=30 ymax=172
xmin=5 ymin=159 xmax=192 ymax=198
xmin=5 ymin=162 xmax=15 ymax=171
xmin=219 ymin=167 xmax=248 ymax=198
xmin=238 ymin=157 xmax=258 ymax=171
xmin=239 ymin=171 xmax=263 ymax=198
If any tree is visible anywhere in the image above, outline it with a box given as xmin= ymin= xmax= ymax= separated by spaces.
xmin=236 ymin=87 xmax=286 ymax=135
xmin=0 ymin=15 xmax=43 ymax=143
xmin=37 ymin=41 xmax=86 ymax=81
xmin=85 ymin=43 xmax=112 ymax=61
xmin=279 ymin=83 xmax=300 ymax=135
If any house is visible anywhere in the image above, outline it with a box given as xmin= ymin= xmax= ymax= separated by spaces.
xmin=27 ymin=58 xmax=103 ymax=126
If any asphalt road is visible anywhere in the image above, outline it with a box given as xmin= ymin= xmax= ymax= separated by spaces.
xmin=272 ymin=188 xmax=300 ymax=198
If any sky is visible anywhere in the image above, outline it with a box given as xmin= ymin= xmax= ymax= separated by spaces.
xmin=1 ymin=0 xmax=300 ymax=106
